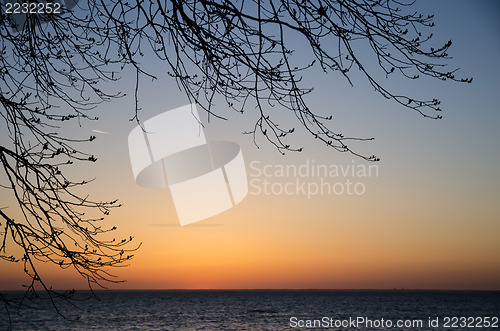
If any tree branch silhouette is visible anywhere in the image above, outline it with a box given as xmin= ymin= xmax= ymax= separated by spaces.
xmin=0 ymin=0 xmax=470 ymax=320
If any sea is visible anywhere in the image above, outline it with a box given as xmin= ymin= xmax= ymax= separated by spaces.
xmin=0 ymin=290 xmax=499 ymax=330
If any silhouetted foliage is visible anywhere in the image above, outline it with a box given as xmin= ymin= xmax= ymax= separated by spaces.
xmin=0 ymin=0 xmax=470 ymax=321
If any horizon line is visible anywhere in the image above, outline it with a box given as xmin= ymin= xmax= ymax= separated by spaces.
xmin=2 ymin=288 xmax=499 ymax=293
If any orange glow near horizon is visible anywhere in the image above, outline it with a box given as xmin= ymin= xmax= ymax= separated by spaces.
xmin=2 ymin=163 xmax=499 ymax=292
xmin=2 ymin=170 xmax=500 ymax=292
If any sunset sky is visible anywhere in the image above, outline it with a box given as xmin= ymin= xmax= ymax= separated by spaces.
xmin=1 ymin=1 xmax=499 ymax=291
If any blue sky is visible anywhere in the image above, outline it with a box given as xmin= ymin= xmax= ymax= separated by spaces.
xmin=1 ymin=0 xmax=499 ymax=290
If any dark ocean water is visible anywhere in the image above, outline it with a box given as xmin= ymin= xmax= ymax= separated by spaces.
xmin=0 ymin=290 xmax=499 ymax=330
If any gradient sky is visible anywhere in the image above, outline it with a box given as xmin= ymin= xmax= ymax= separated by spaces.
xmin=1 ymin=1 xmax=499 ymax=291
